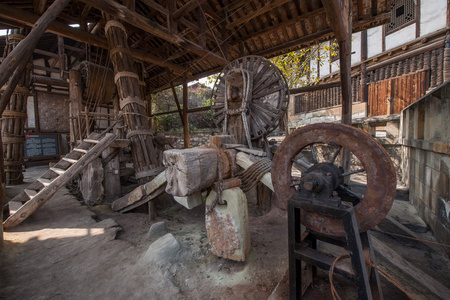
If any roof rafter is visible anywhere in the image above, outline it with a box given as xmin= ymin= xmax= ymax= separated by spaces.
xmin=77 ymin=0 xmax=229 ymax=66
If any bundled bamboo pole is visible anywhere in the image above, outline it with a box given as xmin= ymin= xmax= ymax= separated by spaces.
xmin=0 ymin=30 xmax=32 ymax=185
xmin=103 ymin=17 xmax=160 ymax=184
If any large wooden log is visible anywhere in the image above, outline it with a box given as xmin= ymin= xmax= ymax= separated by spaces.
xmin=164 ymin=148 xmax=218 ymax=197
xmin=163 ymin=147 xmax=236 ymax=197
xmin=104 ymin=18 xmax=161 ymax=185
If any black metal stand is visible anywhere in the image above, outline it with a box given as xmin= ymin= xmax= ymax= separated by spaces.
xmin=288 ymin=195 xmax=383 ymax=300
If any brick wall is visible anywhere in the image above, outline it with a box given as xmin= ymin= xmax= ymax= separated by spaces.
xmin=36 ymin=91 xmax=70 ymax=133
xmin=401 ymin=81 xmax=450 ymax=247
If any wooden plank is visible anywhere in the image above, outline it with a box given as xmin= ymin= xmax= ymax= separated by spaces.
xmin=173 ymin=0 xmax=207 ymax=20
xmin=372 ymin=235 xmax=450 ymax=300
xmin=112 ymin=171 xmax=167 ymax=212
xmin=226 ymin=0 xmax=291 ymax=29
xmin=3 ymin=133 xmax=116 ymax=229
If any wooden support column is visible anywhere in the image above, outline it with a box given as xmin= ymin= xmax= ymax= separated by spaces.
xmin=0 ymin=134 xmax=4 ymax=243
xmin=0 ymin=30 xmax=32 ymax=185
xmin=360 ymin=30 xmax=368 ymax=105
xmin=170 ymin=82 xmax=185 ymax=127
xmin=322 ymin=0 xmax=352 ymax=178
xmin=0 ymin=0 xmax=71 ymax=91
xmin=104 ymin=18 xmax=160 ymax=185
xmin=183 ymin=80 xmax=190 ymax=148
xmin=69 ymin=69 xmax=83 ymax=147
xmin=57 ymin=35 xmax=66 ymax=79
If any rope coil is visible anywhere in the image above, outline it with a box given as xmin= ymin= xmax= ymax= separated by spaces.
xmin=235 ymin=157 xmax=271 ymax=192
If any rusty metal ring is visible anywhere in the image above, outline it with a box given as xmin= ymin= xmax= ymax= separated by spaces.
xmin=271 ymin=123 xmax=396 ymax=237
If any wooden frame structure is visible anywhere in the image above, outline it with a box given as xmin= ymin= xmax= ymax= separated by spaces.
xmin=0 ymin=0 xmax=393 ymax=238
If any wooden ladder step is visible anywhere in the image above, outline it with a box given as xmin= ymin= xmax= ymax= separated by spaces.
xmin=3 ymin=133 xmax=116 ymax=229
xmin=50 ymin=167 xmax=65 ymax=175
xmin=62 ymin=157 xmax=78 ymax=164
xmin=24 ymin=189 xmax=38 ymax=199
xmin=73 ymin=148 xmax=88 ymax=154
xmin=37 ymin=178 xmax=53 ymax=186
xmin=8 ymin=201 xmax=23 ymax=215
xmin=84 ymin=139 xmax=100 ymax=144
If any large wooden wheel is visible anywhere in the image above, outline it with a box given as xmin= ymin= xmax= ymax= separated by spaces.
xmin=212 ymin=55 xmax=289 ymax=140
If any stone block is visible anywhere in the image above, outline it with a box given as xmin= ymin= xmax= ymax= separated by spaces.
xmin=140 ymin=233 xmax=182 ymax=267
xmin=423 ymin=186 xmax=431 ymax=208
xmin=430 ymin=190 xmax=439 ymax=214
xmin=205 ymin=188 xmax=250 ymax=262
xmin=173 ymin=191 xmax=203 ymax=209
xmin=148 ymin=221 xmax=167 ymax=239
xmin=425 ymin=166 xmax=432 ymax=188
xmin=431 ymin=168 xmax=440 ymax=193
xmin=386 ymin=121 xmax=399 ymax=139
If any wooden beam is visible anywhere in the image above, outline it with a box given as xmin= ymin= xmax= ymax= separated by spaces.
xmin=32 ymin=74 xmax=69 ymax=87
xmin=0 ymin=3 xmax=185 ymax=75
xmin=322 ymin=0 xmax=352 ymax=179
xmin=240 ymin=8 xmax=326 ymax=43
xmin=290 ymin=81 xmax=341 ymax=94
xmin=226 ymin=0 xmax=291 ymax=29
xmin=170 ymin=81 xmax=185 ymax=127
xmin=173 ymin=0 xmax=208 ymax=20
xmin=322 ymin=0 xmax=351 ymax=42
xmin=77 ymin=0 xmax=228 ymax=66
xmin=33 ymin=0 xmax=47 ymax=15
xmin=0 ymin=0 xmax=71 ymax=93
xmin=34 ymin=48 xmax=59 ymax=58
xmin=183 ymin=80 xmax=190 ymax=148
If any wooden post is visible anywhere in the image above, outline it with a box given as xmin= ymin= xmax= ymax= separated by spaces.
xmin=103 ymin=147 xmax=121 ymax=202
xmin=69 ymin=69 xmax=83 ymax=147
xmin=183 ymin=80 xmax=190 ymax=148
xmin=0 ymin=0 xmax=71 ymax=91
xmin=103 ymin=17 xmax=161 ymax=185
xmin=360 ymin=30 xmax=368 ymax=105
xmin=322 ymin=0 xmax=352 ymax=179
xmin=0 ymin=133 xmax=4 ymax=243
xmin=0 ymin=30 xmax=32 ymax=185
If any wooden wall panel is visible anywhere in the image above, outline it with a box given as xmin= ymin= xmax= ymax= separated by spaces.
xmin=368 ymin=70 xmax=429 ymax=116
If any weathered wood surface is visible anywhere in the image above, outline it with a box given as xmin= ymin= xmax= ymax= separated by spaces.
xmin=209 ymin=135 xmax=237 ymax=148
xmin=164 ymin=148 xmax=218 ymax=197
xmin=371 ymin=235 xmax=450 ymax=300
xmin=112 ymin=171 xmax=167 ymax=212
xmin=1 ymin=30 xmax=31 ymax=185
xmin=80 ymin=157 xmax=104 ymax=205
xmin=102 ymin=146 xmax=121 ymax=202
xmin=104 ymin=18 xmax=160 ymax=185
xmin=0 ymin=0 xmax=71 ymax=90
xmin=0 ymin=4 xmax=184 ymax=75
xmin=235 ymin=152 xmax=273 ymax=191
xmin=3 ymin=133 xmax=116 ymax=229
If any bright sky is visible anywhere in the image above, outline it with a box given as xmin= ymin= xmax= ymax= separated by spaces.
xmin=0 ymin=29 xmax=7 ymax=36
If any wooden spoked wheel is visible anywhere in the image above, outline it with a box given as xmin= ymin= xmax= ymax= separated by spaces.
xmin=211 ymin=55 xmax=289 ymax=140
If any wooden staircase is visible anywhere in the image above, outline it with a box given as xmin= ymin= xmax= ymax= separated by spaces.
xmin=3 ymin=132 xmax=116 ymax=229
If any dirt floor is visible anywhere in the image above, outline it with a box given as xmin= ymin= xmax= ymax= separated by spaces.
xmin=1 ymin=166 xmax=449 ymax=299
